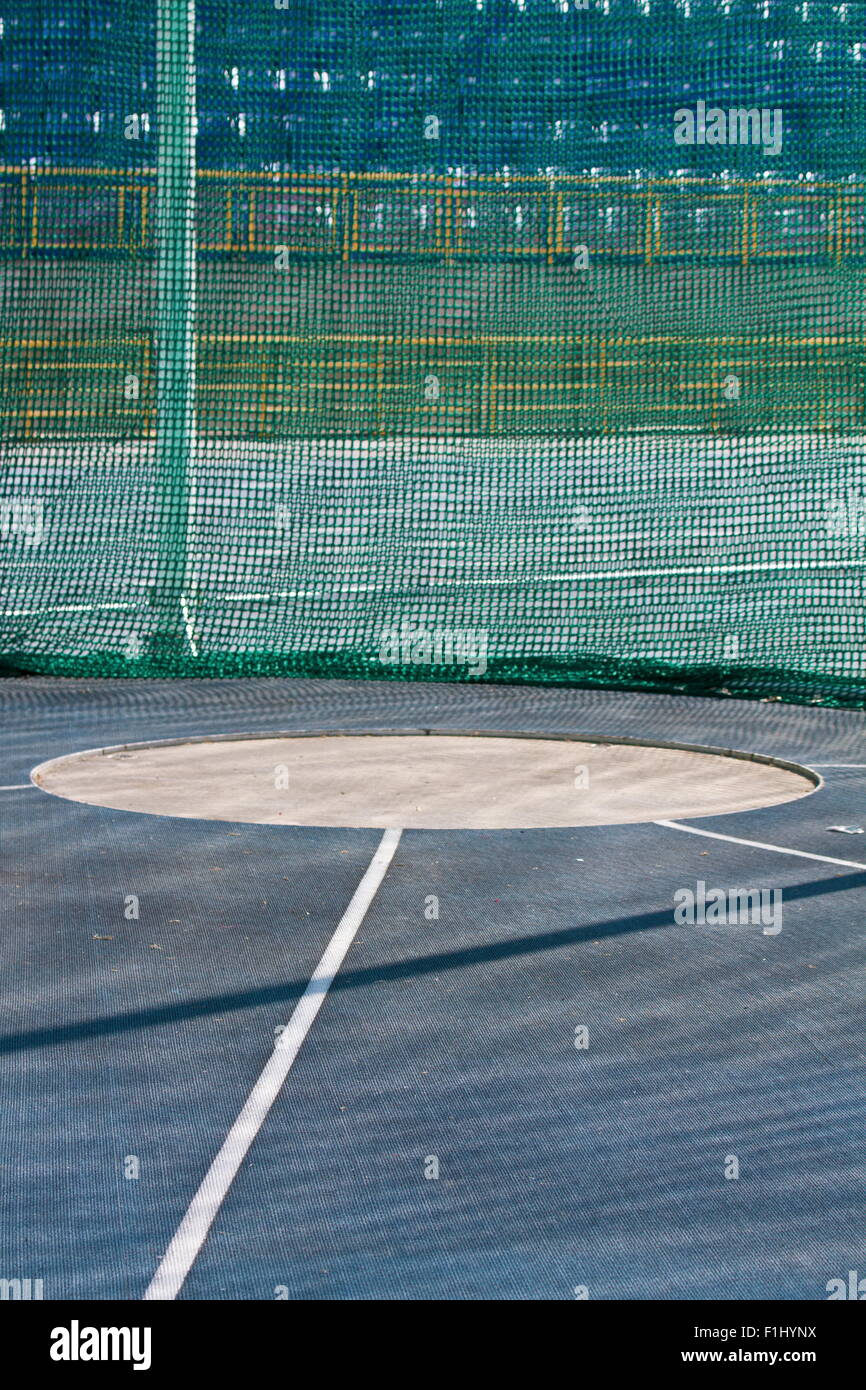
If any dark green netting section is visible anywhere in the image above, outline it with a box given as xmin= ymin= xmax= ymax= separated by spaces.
xmin=1 ymin=0 xmax=865 ymax=704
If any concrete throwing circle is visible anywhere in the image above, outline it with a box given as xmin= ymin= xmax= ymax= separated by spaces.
xmin=31 ymin=732 xmax=817 ymax=829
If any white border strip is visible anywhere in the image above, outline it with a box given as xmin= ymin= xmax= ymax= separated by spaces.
xmin=0 ymin=784 xmax=34 ymax=791
xmin=220 ymin=553 xmax=866 ymax=603
xmin=656 ymin=819 xmax=866 ymax=871
xmin=142 ymin=826 xmax=402 ymax=1301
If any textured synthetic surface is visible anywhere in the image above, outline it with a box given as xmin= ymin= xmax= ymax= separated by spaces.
xmin=32 ymin=732 xmax=814 ymax=829
xmin=1 ymin=677 xmax=864 ymax=1300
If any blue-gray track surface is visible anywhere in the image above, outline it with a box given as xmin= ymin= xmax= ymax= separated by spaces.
xmin=0 ymin=677 xmax=864 ymax=1301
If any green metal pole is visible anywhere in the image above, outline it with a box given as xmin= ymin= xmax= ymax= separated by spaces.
xmin=153 ymin=0 xmax=197 ymax=660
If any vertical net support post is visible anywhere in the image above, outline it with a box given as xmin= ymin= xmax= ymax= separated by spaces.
xmin=151 ymin=0 xmax=197 ymax=661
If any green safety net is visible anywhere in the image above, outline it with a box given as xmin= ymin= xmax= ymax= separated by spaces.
xmin=1 ymin=0 xmax=866 ymax=704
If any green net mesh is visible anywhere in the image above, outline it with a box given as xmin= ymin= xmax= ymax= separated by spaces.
xmin=2 ymin=0 xmax=865 ymax=703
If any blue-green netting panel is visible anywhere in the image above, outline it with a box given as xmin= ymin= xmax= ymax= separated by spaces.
xmin=1 ymin=0 xmax=865 ymax=705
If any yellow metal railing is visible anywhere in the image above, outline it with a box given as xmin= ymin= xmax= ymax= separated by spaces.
xmin=0 ymin=166 xmax=863 ymax=264
xmin=1 ymin=331 xmax=861 ymax=440
xmin=0 ymin=334 xmax=152 ymax=439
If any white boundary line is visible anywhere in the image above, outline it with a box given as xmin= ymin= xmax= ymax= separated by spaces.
xmin=811 ymin=764 xmax=866 ymax=769
xmin=179 ymin=592 xmax=200 ymax=657
xmin=142 ymin=826 xmax=402 ymax=1301
xmin=0 ymin=784 xmax=35 ymax=791
xmin=221 ymin=553 xmax=866 ymax=604
xmin=656 ymin=819 xmax=866 ymax=871
xmin=0 ymin=601 xmax=142 ymax=618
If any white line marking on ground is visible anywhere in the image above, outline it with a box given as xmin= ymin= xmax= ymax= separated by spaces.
xmin=142 ymin=826 xmax=402 ymax=1302
xmin=0 ymin=784 xmax=35 ymax=791
xmin=0 ymin=601 xmax=142 ymax=618
xmin=655 ymin=819 xmax=866 ymax=871
xmin=179 ymin=593 xmax=200 ymax=656
xmin=810 ymin=764 xmax=866 ymax=769
xmin=220 ymin=554 xmax=866 ymax=604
